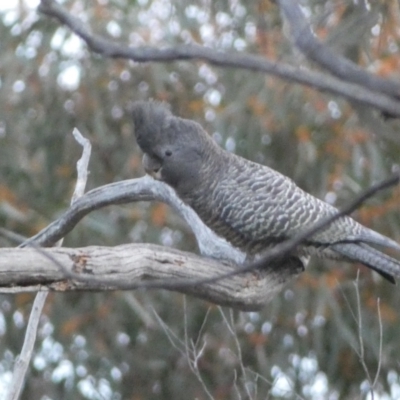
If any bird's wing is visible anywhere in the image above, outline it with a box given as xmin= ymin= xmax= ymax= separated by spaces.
xmin=221 ymin=160 xmax=353 ymax=244
xmin=241 ymin=160 xmax=400 ymax=249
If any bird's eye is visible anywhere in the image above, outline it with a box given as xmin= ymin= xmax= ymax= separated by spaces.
xmin=165 ymin=150 xmax=172 ymax=157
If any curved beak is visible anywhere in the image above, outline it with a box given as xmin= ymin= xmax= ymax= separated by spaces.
xmin=142 ymin=153 xmax=162 ymax=180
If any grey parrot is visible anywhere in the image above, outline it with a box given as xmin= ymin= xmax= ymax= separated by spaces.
xmin=132 ymin=101 xmax=400 ymax=283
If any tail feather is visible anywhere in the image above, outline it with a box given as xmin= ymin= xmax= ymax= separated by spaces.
xmin=331 ymin=242 xmax=400 ymax=284
xmin=353 ymin=228 xmax=400 ymax=252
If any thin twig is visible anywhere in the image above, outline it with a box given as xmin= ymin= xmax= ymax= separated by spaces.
xmin=353 ymin=272 xmax=375 ymax=399
xmin=232 ymin=369 xmax=242 ymax=400
xmin=4 ymin=292 xmax=48 ymax=400
xmin=5 ymin=128 xmax=91 ymax=400
xmin=194 ymin=307 xmax=211 ymax=349
xmin=183 ymin=299 xmax=215 ymax=400
xmin=71 ymin=128 xmax=91 ymax=203
xmin=122 ymin=293 xmax=157 ymax=329
xmin=188 ymin=338 xmax=214 ymax=400
xmin=372 ymin=298 xmax=383 ymax=389
xmin=219 ymin=308 xmax=254 ymax=399
xmin=152 ymin=309 xmax=185 ymax=350
xmin=153 ymin=305 xmax=215 ymax=400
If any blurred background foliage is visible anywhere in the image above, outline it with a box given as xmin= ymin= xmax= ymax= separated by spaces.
xmin=1 ymin=0 xmax=400 ymax=399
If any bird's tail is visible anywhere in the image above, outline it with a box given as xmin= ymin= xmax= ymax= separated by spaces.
xmin=331 ymin=242 xmax=400 ymax=284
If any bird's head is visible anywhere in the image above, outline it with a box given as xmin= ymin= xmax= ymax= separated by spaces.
xmin=132 ymin=101 xmax=215 ymax=195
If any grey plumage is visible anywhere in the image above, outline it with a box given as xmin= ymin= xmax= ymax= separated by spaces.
xmin=132 ymin=101 xmax=400 ymax=283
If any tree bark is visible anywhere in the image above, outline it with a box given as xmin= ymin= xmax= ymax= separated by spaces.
xmin=0 ymin=243 xmax=299 ymax=311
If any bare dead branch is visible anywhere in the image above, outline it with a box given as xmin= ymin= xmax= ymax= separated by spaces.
xmin=338 ymin=275 xmax=385 ymax=399
xmin=182 ymin=300 xmax=215 ymax=400
xmin=353 ymin=272 xmax=373 ymax=387
xmin=219 ymin=308 xmax=256 ymax=399
xmin=123 ymin=293 xmax=157 ymax=329
xmin=0 ymin=244 xmax=298 ymax=311
xmin=70 ymin=128 xmax=91 ymax=203
xmin=4 ymin=293 xmax=47 ymax=400
xmin=278 ymin=0 xmax=400 ymax=99
xmin=373 ymin=298 xmax=383 ymax=389
xmin=37 ymin=0 xmax=400 ymax=118
xmin=5 ymin=128 xmax=92 ymax=400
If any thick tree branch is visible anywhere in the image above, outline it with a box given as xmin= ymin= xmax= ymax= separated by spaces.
xmin=0 ymin=244 xmax=298 ymax=311
xmin=37 ymin=0 xmax=400 ymax=118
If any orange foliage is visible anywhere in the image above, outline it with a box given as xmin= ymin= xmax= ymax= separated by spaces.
xmin=0 ymin=185 xmax=17 ymax=203
xmin=248 ymin=332 xmax=267 ymax=346
xmin=322 ymin=2 xmax=346 ymax=30
xmin=61 ymin=303 xmax=112 ymax=336
xmin=324 ymin=140 xmax=350 ymax=161
xmin=257 ymin=0 xmax=271 ymax=14
xmin=296 ymin=273 xmax=319 ymax=289
xmin=370 ymin=1 xmax=400 ymax=59
xmin=323 ymin=124 xmax=358 ymax=162
xmin=92 ymin=2 xmax=111 ymax=19
xmin=261 ymin=114 xmax=277 ymax=131
xmin=188 ymin=99 xmax=204 ymax=113
xmin=0 ymin=185 xmax=30 ymax=216
xmin=338 ymin=349 xmax=357 ymax=380
xmin=365 ymin=296 xmax=398 ymax=323
xmin=156 ymin=91 xmax=170 ymax=102
xmin=256 ymin=29 xmax=280 ymax=59
xmin=358 ymin=186 xmax=400 ymax=224
xmin=255 ymin=1 xmax=282 ymax=58
xmin=295 ymin=125 xmax=311 ymax=142
xmin=315 ymin=27 xmax=328 ymax=40
xmin=324 ymin=268 xmax=348 ymax=288
xmin=61 ymin=314 xmax=88 ymax=336
xmin=346 ymin=129 xmax=369 ymax=145
xmin=247 ymin=96 xmax=266 ymax=116
xmin=128 ymin=154 xmax=142 ymax=170
xmin=151 ymin=203 xmax=168 ymax=226
xmin=55 ymin=164 xmax=73 ymax=178
xmin=97 ymin=302 xmax=112 ymax=318
xmin=127 ymin=207 xmax=144 ymax=221
xmin=327 ymin=164 xmax=344 ymax=188
xmin=375 ymin=56 xmax=400 ymax=77
xmin=312 ymin=97 xmax=327 ymax=113
xmin=15 ymin=293 xmax=36 ymax=307
xmin=296 ymin=267 xmax=349 ymax=291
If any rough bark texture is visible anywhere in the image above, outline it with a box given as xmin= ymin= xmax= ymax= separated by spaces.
xmin=0 ymin=244 xmax=299 ymax=311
